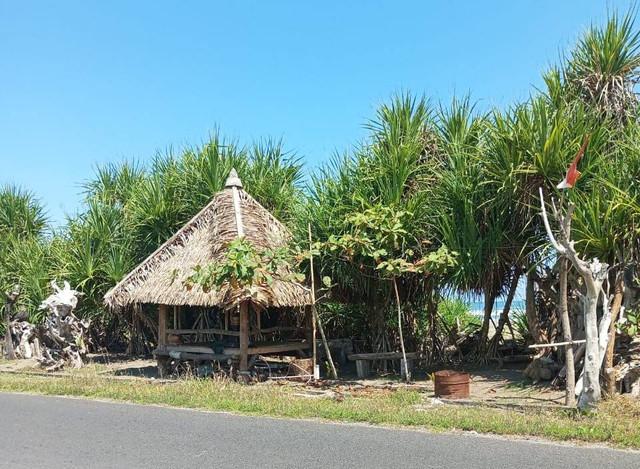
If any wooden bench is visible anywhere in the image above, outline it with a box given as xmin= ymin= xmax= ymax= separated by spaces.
xmin=347 ymin=352 xmax=418 ymax=378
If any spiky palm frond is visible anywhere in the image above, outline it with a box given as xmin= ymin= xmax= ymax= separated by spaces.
xmin=566 ymin=10 xmax=640 ymax=122
xmin=0 ymin=184 xmax=48 ymax=239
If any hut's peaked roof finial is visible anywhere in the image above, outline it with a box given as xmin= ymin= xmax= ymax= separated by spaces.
xmin=225 ymin=168 xmax=243 ymax=188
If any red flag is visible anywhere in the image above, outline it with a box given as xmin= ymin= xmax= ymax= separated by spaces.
xmin=557 ymin=134 xmax=590 ymax=189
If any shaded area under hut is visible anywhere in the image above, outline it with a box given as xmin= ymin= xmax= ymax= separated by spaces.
xmin=104 ymin=170 xmax=313 ymax=378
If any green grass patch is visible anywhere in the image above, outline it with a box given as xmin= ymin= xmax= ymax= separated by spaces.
xmin=1 ymin=371 xmax=639 ymax=448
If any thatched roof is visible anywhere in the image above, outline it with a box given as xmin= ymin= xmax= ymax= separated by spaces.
xmin=104 ymin=170 xmax=311 ymax=310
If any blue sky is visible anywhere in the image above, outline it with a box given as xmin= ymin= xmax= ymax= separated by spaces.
xmin=0 ymin=1 xmax=633 ymax=225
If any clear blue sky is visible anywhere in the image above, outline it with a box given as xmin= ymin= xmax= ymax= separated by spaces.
xmin=0 ymin=1 xmax=633 ymax=226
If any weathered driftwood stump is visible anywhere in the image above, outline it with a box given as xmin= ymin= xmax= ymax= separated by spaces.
xmin=614 ymin=336 xmax=640 ymax=397
xmin=37 ymin=281 xmax=89 ymax=370
xmin=7 ymin=281 xmax=89 ymax=371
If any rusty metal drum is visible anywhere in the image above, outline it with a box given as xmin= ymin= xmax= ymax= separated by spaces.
xmin=434 ymin=370 xmax=470 ymax=398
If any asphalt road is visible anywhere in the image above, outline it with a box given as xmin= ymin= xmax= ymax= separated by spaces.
xmin=1 ymin=393 xmax=639 ymax=468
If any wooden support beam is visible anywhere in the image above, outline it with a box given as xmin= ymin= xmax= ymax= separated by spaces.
xmin=348 ymin=352 xmax=418 ymax=361
xmin=248 ymin=342 xmax=307 ymax=354
xmin=529 ymin=339 xmax=586 ymax=349
xmin=166 ymin=328 xmax=240 ymax=337
xmin=239 ymin=302 xmax=249 ymax=371
xmin=224 ymin=342 xmax=309 ymax=355
xmin=250 ymin=326 xmax=304 ymax=336
xmin=158 ymin=304 xmax=169 ymax=346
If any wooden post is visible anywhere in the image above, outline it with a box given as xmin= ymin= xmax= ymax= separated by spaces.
xmin=239 ymin=302 xmax=249 ymax=371
xmin=158 ymin=304 xmax=168 ymax=346
xmin=356 ymin=360 xmax=370 ymax=379
xmin=304 ymin=305 xmax=316 ymax=371
xmin=400 ymin=358 xmax=414 ymax=379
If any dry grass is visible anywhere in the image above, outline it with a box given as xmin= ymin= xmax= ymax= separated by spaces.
xmin=1 ymin=371 xmax=639 ymax=448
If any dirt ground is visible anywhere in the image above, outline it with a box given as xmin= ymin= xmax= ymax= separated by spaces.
xmin=0 ymin=353 xmax=565 ymax=406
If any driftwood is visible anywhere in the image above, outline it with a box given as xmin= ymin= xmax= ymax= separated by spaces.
xmin=7 ymin=281 xmax=90 ymax=371
xmin=539 ymin=188 xmax=610 ymax=410
xmin=524 ymin=355 xmax=562 ymax=381
xmin=612 ymin=336 xmax=640 ymax=396
xmin=551 ymin=344 xmax=586 ymax=388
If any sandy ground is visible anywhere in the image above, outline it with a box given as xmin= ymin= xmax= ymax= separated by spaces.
xmin=0 ymin=353 xmax=564 ymax=405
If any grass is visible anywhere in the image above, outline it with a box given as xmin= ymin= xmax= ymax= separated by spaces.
xmin=1 ymin=371 xmax=640 ymax=448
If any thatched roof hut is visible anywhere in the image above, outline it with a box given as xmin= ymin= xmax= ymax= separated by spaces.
xmin=104 ymin=169 xmax=311 ymax=311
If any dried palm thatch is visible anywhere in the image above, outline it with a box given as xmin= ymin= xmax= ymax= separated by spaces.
xmin=104 ymin=170 xmax=311 ymax=311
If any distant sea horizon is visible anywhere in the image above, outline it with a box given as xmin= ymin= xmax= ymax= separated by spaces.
xmin=468 ymin=299 xmax=526 ymax=319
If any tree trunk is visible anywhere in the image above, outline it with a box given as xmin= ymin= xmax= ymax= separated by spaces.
xmin=603 ymin=272 xmax=624 ymax=396
xmin=525 ymin=269 xmax=546 ymax=345
xmin=577 ymin=281 xmax=603 ymax=410
xmin=477 ymin=286 xmax=496 ymax=357
xmin=558 ymin=257 xmax=576 ymax=407
xmin=496 ymin=271 xmax=520 ymax=340
xmin=487 ymin=269 xmax=520 ymax=356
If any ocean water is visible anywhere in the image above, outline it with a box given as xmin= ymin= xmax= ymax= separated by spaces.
xmin=469 ymin=299 xmax=526 ymax=319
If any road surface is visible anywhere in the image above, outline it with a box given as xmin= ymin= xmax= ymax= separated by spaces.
xmin=0 ymin=392 xmax=638 ymax=468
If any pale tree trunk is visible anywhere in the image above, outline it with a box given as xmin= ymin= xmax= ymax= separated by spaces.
xmin=578 ymin=281 xmax=604 ymax=409
xmin=558 ymin=257 xmax=576 ymax=407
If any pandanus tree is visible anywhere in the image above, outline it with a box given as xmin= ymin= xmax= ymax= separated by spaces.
xmin=429 ymin=97 xmax=524 ymax=358
xmin=0 ymin=185 xmax=52 ymax=321
xmin=564 ymin=9 xmax=640 ymax=123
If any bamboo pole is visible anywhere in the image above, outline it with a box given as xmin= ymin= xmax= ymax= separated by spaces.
xmin=308 ymin=223 xmax=337 ymax=379
xmin=392 ymin=278 xmax=410 ymax=382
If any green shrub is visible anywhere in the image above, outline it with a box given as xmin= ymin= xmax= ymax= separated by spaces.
xmin=438 ymin=298 xmax=481 ymax=334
